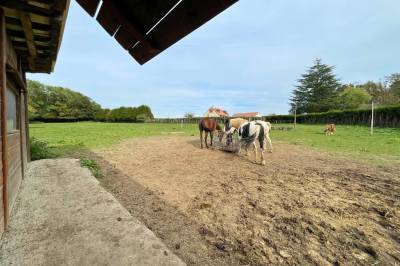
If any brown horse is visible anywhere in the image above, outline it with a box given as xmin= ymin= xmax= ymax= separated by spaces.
xmin=199 ymin=118 xmax=222 ymax=148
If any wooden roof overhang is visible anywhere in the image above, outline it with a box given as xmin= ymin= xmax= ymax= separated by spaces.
xmin=0 ymin=0 xmax=70 ymax=73
xmin=76 ymin=0 xmax=238 ymax=65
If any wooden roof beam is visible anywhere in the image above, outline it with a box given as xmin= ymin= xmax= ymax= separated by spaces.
xmin=47 ymin=0 xmax=69 ymax=73
xmin=19 ymin=11 xmax=36 ymax=70
xmin=131 ymin=0 xmax=238 ymax=64
xmin=0 ymin=1 xmax=57 ymax=17
xmin=98 ymin=0 xmax=159 ymax=52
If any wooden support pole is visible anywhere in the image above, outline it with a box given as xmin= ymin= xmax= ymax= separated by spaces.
xmin=0 ymin=8 xmax=9 ymax=229
xmin=370 ymin=101 xmax=374 ymax=135
xmin=294 ymin=103 xmax=297 ymax=129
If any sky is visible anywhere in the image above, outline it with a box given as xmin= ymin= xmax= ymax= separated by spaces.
xmin=28 ymin=0 xmax=400 ymax=118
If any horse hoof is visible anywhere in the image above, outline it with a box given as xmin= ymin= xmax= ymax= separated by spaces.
xmin=261 ymin=161 xmax=266 ymax=166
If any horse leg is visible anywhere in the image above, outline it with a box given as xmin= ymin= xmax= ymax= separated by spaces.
xmin=246 ymin=143 xmax=251 ymax=157
xmin=253 ymin=141 xmax=258 ymax=163
xmin=200 ymin=130 xmax=203 ymax=148
xmin=205 ymin=131 xmax=209 ymax=148
xmin=266 ymin=134 xmax=273 ymax=153
xmin=261 ymin=146 xmax=266 ymax=165
xmin=210 ymin=131 xmax=214 ymax=147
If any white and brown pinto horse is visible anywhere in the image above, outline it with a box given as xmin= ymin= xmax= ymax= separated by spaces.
xmin=223 ymin=118 xmax=273 ymax=153
xmin=221 ymin=118 xmax=248 ymax=145
xmin=237 ymin=121 xmax=268 ymax=165
xmin=254 ymin=120 xmax=273 ymax=153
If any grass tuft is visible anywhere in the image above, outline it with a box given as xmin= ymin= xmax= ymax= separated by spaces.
xmin=80 ymin=159 xmax=103 ymax=179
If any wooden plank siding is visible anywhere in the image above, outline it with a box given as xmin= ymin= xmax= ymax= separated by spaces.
xmin=0 ymin=143 xmax=3 ymax=236
xmin=7 ymin=132 xmax=21 ymax=212
xmin=0 ymin=7 xmax=29 ymax=236
xmin=0 ymin=2 xmax=68 ymax=236
xmin=0 ymin=7 xmax=8 ymax=235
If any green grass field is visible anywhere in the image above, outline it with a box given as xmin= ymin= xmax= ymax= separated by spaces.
xmin=30 ymin=122 xmax=399 ymax=163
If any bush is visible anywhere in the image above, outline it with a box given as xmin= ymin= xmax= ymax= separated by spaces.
xmin=30 ymin=137 xmax=54 ymax=160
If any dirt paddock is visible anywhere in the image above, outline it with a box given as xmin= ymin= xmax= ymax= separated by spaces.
xmin=93 ymin=136 xmax=399 ymax=265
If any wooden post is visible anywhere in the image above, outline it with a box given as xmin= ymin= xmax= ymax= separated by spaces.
xmin=370 ymin=101 xmax=374 ymax=135
xmin=0 ymin=8 xmax=9 ymax=229
xmin=294 ymin=103 xmax=297 ymax=129
xmin=23 ymin=74 xmax=30 ymax=162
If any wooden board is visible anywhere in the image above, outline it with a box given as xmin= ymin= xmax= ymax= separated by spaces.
xmin=0 ymin=7 xmax=8 ymax=234
xmin=6 ymin=132 xmax=21 ymax=213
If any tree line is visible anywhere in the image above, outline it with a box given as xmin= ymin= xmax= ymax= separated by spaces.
xmin=289 ymin=59 xmax=400 ymax=114
xmin=28 ymin=80 xmax=154 ymax=122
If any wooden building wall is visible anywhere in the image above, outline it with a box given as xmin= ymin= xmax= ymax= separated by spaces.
xmin=0 ymin=9 xmax=29 ymax=237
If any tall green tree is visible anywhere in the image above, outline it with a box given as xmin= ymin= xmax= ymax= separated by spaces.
xmin=290 ymin=59 xmax=341 ymax=113
xmin=386 ymin=73 xmax=400 ymax=99
xmin=337 ymin=86 xmax=371 ymax=109
xmin=28 ymin=80 xmax=154 ymax=122
xmin=358 ymin=78 xmax=399 ymax=105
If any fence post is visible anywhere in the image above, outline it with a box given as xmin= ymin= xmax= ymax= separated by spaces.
xmin=370 ymin=101 xmax=374 ymax=135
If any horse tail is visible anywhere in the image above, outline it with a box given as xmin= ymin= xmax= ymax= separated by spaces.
xmin=256 ymin=123 xmax=265 ymax=149
xmin=266 ymin=122 xmax=272 ymax=133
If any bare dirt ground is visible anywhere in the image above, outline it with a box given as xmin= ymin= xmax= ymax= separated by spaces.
xmin=92 ymin=136 xmax=400 ymax=266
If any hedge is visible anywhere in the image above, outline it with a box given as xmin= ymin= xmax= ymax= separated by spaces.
xmin=263 ymin=105 xmax=400 ymax=127
xmin=150 ymin=105 xmax=400 ymax=128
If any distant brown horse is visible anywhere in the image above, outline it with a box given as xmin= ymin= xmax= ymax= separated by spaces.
xmin=199 ymin=118 xmax=222 ymax=148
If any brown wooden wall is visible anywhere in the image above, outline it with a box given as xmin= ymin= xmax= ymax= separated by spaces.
xmin=0 ymin=136 xmax=3 ymax=234
xmin=7 ymin=132 xmax=22 ymax=212
xmin=0 ymin=8 xmax=5 ymax=237
xmin=0 ymin=9 xmax=29 ymax=237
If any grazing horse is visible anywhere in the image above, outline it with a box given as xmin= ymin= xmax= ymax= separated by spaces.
xmin=222 ymin=118 xmax=273 ymax=153
xmin=221 ymin=118 xmax=248 ymax=145
xmin=199 ymin=118 xmax=222 ymax=149
xmin=237 ymin=121 xmax=267 ymax=165
xmin=324 ymin=124 xmax=336 ymax=136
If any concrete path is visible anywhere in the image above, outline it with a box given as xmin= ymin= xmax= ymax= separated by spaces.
xmin=0 ymin=159 xmax=185 ymax=266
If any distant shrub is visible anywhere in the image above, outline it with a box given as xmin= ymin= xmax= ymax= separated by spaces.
xmin=30 ymin=137 xmax=54 ymax=160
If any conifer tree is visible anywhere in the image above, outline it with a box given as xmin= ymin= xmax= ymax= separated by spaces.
xmin=290 ymin=59 xmax=341 ymax=113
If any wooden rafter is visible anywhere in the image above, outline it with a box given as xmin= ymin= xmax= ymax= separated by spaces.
xmin=0 ymin=0 xmax=70 ymax=73
xmin=0 ymin=0 xmax=58 ymax=17
xmin=19 ymin=11 xmax=36 ymax=70
xmin=97 ymin=0 xmax=158 ymax=52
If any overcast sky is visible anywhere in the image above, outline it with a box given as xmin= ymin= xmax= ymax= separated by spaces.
xmin=28 ymin=0 xmax=400 ymax=117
